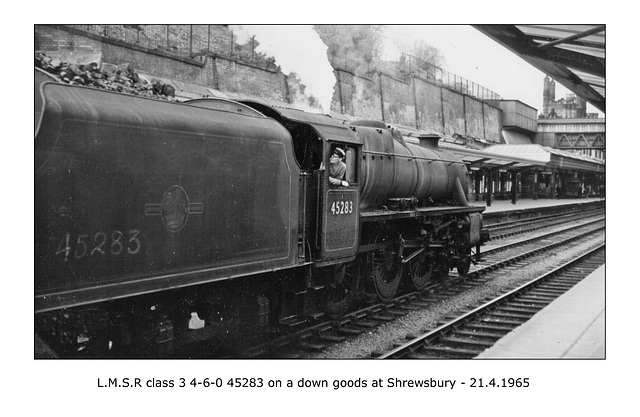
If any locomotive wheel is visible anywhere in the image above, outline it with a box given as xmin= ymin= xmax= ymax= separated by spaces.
xmin=371 ymin=247 xmax=403 ymax=302
xmin=325 ymin=262 xmax=359 ymax=319
xmin=456 ymin=234 xmax=472 ymax=276
xmin=432 ymin=252 xmax=449 ymax=283
xmin=409 ymin=250 xmax=435 ymax=291
xmin=457 ymin=254 xmax=471 ymax=276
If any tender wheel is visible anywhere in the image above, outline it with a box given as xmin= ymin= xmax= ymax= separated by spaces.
xmin=325 ymin=262 xmax=359 ymax=319
xmin=371 ymin=247 xmax=403 ymax=302
xmin=409 ymin=250 xmax=435 ymax=291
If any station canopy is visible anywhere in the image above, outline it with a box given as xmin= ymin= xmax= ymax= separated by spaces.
xmin=399 ymin=128 xmax=544 ymax=171
xmin=473 ymin=25 xmax=605 ymax=113
xmin=439 ymin=141 xmax=544 ymax=171
xmin=484 ymin=144 xmax=605 ymax=173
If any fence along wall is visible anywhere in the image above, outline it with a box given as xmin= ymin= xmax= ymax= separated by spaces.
xmin=35 ymin=24 xmax=502 ymax=143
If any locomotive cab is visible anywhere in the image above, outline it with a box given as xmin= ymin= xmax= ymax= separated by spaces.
xmin=319 ymin=141 xmax=360 ymax=263
xmin=233 ymin=100 xmax=363 ymax=266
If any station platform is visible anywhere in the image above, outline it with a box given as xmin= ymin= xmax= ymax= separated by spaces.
xmin=477 ymin=265 xmax=605 ymax=359
xmin=471 ymin=196 xmax=605 ymax=214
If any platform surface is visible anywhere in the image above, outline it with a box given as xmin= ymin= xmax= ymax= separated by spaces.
xmin=477 ymin=265 xmax=605 ymax=359
xmin=473 ymin=196 xmax=604 ymax=214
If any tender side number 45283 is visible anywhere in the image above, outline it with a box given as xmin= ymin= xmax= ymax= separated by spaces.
xmin=56 ymin=230 xmax=141 ymax=262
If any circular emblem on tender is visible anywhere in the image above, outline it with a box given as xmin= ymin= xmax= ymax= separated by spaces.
xmin=161 ymin=185 xmax=190 ymax=232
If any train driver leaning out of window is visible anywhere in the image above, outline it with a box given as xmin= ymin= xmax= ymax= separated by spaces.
xmin=328 ymin=147 xmax=349 ymax=187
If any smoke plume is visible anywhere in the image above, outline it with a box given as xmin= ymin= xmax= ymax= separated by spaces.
xmin=231 ymin=25 xmax=336 ymax=113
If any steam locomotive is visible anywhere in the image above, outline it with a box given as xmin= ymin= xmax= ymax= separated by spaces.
xmin=35 ymin=69 xmax=487 ymax=357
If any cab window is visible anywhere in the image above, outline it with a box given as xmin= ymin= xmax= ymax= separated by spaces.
xmin=344 ymin=147 xmax=357 ymax=184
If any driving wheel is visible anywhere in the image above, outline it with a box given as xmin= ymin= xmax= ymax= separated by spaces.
xmin=455 ymin=234 xmax=472 ymax=276
xmin=371 ymin=247 xmax=403 ymax=302
xmin=409 ymin=250 xmax=435 ymax=291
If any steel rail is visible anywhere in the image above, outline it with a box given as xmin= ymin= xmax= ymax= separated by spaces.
xmin=376 ymin=243 xmax=605 ymax=359
xmin=482 ymin=218 xmax=604 ymax=256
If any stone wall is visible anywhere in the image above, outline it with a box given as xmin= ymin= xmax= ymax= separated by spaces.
xmin=414 ymin=81 xmax=443 ymax=133
xmin=212 ymin=57 xmax=286 ymax=101
xmin=465 ymin=97 xmax=484 ymax=139
xmin=102 ymin=42 xmax=210 ymax=87
xmin=336 ymin=70 xmax=381 ymax=120
xmin=483 ymin=103 xmax=502 ymax=142
xmin=441 ymin=89 xmax=466 ymax=137
xmin=35 ymin=25 xmax=288 ymax=102
xmin=380 ymin=74 xmax=414 ymax=127
xmin=35 ymin=24 xmax=503 ymax=143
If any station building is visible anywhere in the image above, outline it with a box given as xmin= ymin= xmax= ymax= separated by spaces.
xmin=463 ymin=25 xmax=605 ymax=206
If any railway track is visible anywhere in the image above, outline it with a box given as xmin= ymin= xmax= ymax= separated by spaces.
xmin=480 ymin=217 xmax=604 ymax=264
xmin=374 ymin=244 xmax=604 ymax=359
xmin=485 ymin=207 xmax=604 ymax=240
xmin=204 ymin=217 xmax=604 ymax=359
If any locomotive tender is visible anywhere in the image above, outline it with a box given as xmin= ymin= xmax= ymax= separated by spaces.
xmin=35 ymin=69 xmax=487 ymax=357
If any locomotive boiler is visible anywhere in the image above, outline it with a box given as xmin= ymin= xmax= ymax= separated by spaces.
xmin=35 ymin=69 xmax=486 ymax=357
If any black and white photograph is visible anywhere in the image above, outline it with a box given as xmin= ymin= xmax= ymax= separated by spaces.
xmin=22 ymin=15 xmax=632 ymax=416
xmin=34 ymin=23 xmax=605 ymax=360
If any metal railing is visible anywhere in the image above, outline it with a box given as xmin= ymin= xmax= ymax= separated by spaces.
xmin=396 ymin=53 xmax=501 ymax=101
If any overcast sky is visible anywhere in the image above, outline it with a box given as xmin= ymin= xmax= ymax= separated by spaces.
xmin=381 ymin=25 xmax=597 ymax=115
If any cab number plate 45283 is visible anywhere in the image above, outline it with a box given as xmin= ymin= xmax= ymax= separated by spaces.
xmin=330 ymin=200 xmax=353 ymax=215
